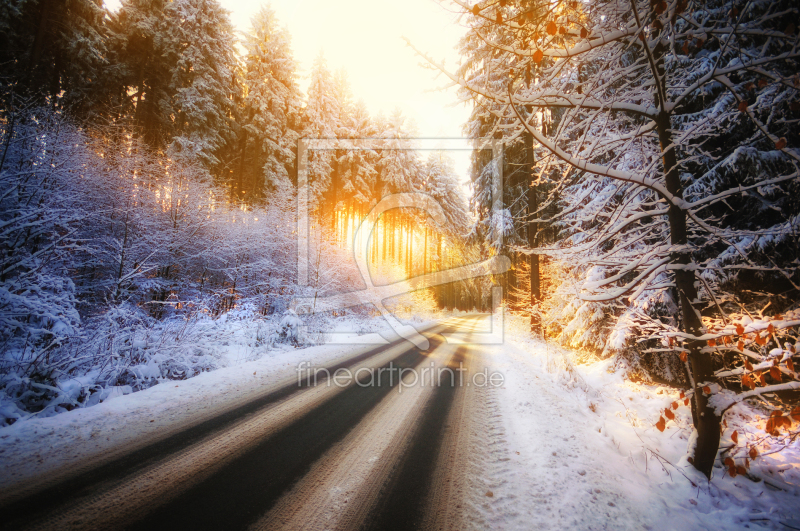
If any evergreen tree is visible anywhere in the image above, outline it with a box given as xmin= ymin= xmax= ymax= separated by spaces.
xmin=304 ymin=52 xmax=341 ymax=209
xmin=164 ymin=0 xmax=239 ymax=174
xmin=240 ymin=4 xmax=302 ymax=197
xmin=0 ymin=0 xmax=108 ymax=113
xmin=107 ymin=0 xmax=175 ymax=147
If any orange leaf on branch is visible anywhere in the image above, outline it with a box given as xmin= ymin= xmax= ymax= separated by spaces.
xmin=736 ymin=465 xmax=747 ymax=476
xmin=731 ymin=430 xmax=738 ymax=444
xmin=655 ymin=417 xmax=666 ymax=432
xmin=708 ymin=339 xmax=716 ymax=347
xmin=736 ymin=324 xmax=745 ymax=335
xmin=786 ymin=359 xmax=795 ymax=372
xmin=580 ymin=27 xmax=588 ymax=38
xmin=770 ymin=367 xmax=782 ymax=382
xmin=680 ymin=351 xmax=688 ymax=362
xmin=546 ymin=21 xmax=557 ymax=35
xmin=738 ymin=100 xmax=748 ymax=113
xmin=744 ymin=360 xmax=753 ymax=372
xmin=665 ymin=409 xmax=675 ymax=420
xmin=775 ymin=137 xmax=787 ymax=150
xmin=749 ymin=446 xmax=758 ymax=459
xmin=533 ymin=49 xmax=544 ymax=63
xmin=737 ymin=340 xmax=744 ymax=351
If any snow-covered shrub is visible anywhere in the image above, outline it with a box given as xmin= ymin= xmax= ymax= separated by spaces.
xmin=272 ymin=310 xmax=304 ymax=347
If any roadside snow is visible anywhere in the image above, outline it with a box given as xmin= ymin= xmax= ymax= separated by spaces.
xmin=469 ymin=315 xmax=800 ymax=530
xmin=0 ymin=318 xmax=432 ymax=497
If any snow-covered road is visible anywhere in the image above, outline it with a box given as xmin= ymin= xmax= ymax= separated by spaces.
xmin=1 ymin=317 xmax=482 ymax=530
xmin=1 ymin=314 xmax=798 ymax=530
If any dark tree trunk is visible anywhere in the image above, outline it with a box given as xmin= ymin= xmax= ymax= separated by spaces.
xmin=648 ymin=33 xmax=719 ymax=478
xmin=656 ymin=110 xmax=718 ymax=478
xmin=525 ymin=130 xmax=541 ymax=334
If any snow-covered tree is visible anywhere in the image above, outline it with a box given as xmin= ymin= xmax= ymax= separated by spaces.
xmin=239 ymin=4 xmax=302 ymax=196
xmin=304 ymin=53 xmax=341 ymax=208
xmin=164 ymin=0 xmax=239 ymax=174
xmin=424 ymin=0 xmax=800 ymax=477
xmin=107 ymin=0 xmax=176 ymax=147
xmin=339 ymin=99 xmax=379 ymax=211
xmin=0 ymin=0 xmax=108 ymax=113
xmin=375 ymin=109 xmax=420 ymax=197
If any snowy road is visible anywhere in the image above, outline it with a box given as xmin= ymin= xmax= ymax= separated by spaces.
xmin=3 ymin=314 xmax=798 ymax=530
xmin=0 ymin=316 xmax=490 ymax=531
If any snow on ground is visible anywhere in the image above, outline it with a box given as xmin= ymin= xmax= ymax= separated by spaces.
xmin=4 ymin=310 xmax=797 ymax=529
xmin=0 ymin=313 xmax=435 ymax=496
xmin=469 ymin=314 xmax=800 ymax=530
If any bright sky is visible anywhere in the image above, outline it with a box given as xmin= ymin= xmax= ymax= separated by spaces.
xmin=105 ymin=0 xmax=473 ymax=178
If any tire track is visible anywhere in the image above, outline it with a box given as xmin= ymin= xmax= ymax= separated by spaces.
xmin=124 ymin=345 xmax=439 ymax=530
xmin=249 ymin=340 xmax=460 ymax=531
xmin=418 ymin=343 xmax=481 ymax=531
xmin=357 ymin=317 xmax=481 ymax=531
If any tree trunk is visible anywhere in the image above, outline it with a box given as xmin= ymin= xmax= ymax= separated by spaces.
xmin=525 ymin=130 xmax=542 ymax=334
xmin=236 ymin=130 xmax=247 ymax=199
xmin=656 ymin=110 xmax=718 ymax=478
xmin=423 ymin=225 xmax=428 ymax=276
xmin=330 ymin=156 xmax=338 ymax=231
xmin=28 ymin=0 xmax=52 ymax=78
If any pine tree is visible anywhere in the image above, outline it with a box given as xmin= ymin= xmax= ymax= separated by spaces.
xmin=0 ymin=0 xmax=108 ymax=113
xmin=107 ymin=0 xmax=175 ymax=147
xmin=304 ymin=53 xmax=341 ymax=210
xmin=164 ymin=0 xmax=239 ymax=174
xmin=240 ymin=4 xmax=302 ymax=197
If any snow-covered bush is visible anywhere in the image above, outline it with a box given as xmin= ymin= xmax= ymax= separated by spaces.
xmin=0 ymin=109 xmax=377 ymax=425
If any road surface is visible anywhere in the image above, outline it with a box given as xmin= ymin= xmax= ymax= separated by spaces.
xmin=0 ymin=316 xmax=490 ymax=531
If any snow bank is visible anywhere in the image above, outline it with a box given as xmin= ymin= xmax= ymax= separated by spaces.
xmin=468 ymin=315 xmax=800 ymax=530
